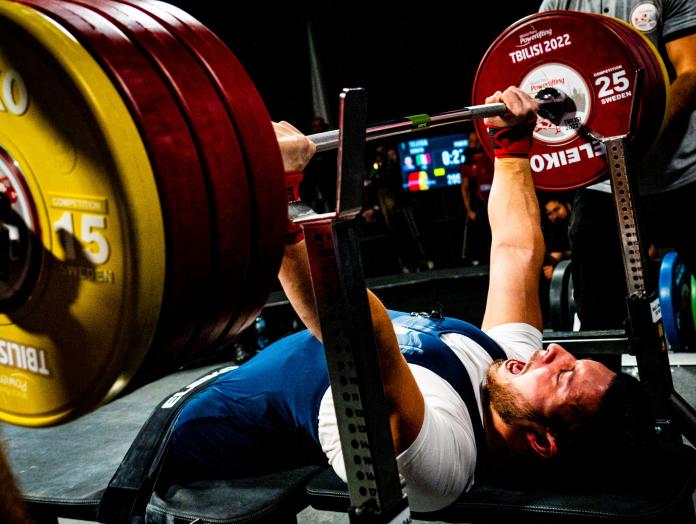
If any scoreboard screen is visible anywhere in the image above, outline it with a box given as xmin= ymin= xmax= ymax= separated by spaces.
xmin=399 ymin=134 xmax=469 ymax=191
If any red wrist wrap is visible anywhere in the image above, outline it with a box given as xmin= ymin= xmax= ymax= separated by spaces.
xmin=487 ymin=119 xmax=536 ymax=158
xmin=286 ymin=170 xmax=304 ymax=244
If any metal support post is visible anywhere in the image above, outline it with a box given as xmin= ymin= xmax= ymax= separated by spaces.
xmin=298 ymin=88 xmax=410 ymax=524
xmin=603 ymin=134 xmax=694 ymax=441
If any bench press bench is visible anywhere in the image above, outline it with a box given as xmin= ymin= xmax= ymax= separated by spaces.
xmin=306 ymin=444 xmax=696 ymax=524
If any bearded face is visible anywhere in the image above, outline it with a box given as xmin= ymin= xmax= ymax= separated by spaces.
xmin=486 ymin=359 xmax=542 ymax=426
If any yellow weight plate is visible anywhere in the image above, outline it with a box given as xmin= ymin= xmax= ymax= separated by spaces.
xmin=640 ymin=29 xmax=671 ymax=136
xmin=0 ymin=1 xmax=165 ymax=426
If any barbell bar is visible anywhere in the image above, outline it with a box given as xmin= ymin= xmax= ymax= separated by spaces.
xmin=310 ymin=87 xmax=574 ymax=153
xmin=0 ymin=1 xmax=669 ymax=426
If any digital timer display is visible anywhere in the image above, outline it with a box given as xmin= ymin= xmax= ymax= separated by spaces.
xmin=399 ymin=134 xmax=469 ymax=191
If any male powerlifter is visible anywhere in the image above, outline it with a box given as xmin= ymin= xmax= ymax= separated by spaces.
xmin=168 ymin=88 xmax=655 ymax=512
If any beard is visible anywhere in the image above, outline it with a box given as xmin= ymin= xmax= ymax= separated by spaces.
xmin=486 ymin=360 xmax=540 ymax=426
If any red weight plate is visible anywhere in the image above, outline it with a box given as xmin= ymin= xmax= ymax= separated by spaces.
xmin=616 ymin=20 xmax=665 ymax=149
xmin=473 ymin=11 xmax=650 ymax=190
xmin=65 ymin=0 xmax=253 ymax=360
xmin=602 ymin=15 xmax=668 ymax=162
xmin=581 ymin=16 xmax=655 ymax=152
xmin=19 ymin=0 xmax=210 ymax=370
xmin=599 ymin=17 xmax=666 ymax=154
xmin=119 ymin=0 xmax=286 ymax=343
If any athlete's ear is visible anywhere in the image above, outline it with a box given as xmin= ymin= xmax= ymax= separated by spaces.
xmin=525 ymin=427 xmax=557 ymax=459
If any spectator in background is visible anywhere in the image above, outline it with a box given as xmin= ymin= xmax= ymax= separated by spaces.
xmin=376 ymin=147 xmax=403 ymax=228
xmin=460 ymin=131 xmax=494 ymax=266
xmin=309 ymin=116 xmax=327 ymax=134
xmin=541 ymin=198 xmax=572 ymax=280
xmin=361 ymin=148 xmax=387 ymax=229
xmin=367 ymin=146 xmax=431 ymax=273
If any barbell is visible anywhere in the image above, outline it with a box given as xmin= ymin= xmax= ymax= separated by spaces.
xmin=0 ymin=0 xmax=669 ymax=426
xmin=310 ymin=86 xmax=575 ymax=152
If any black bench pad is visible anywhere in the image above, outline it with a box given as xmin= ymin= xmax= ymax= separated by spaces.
xmin=146 ymin=465 xmax=323 ymax=524
xmin=307 ymin=444 xmax=696 ymax=523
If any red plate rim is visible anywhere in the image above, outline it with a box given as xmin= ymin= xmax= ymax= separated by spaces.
xmin=472 ymin=11 xmax=650 ymax=191
xmin=120 ymin=0 xmax=287 ymax=343
xmin=598 ymin=16 xmax=666 ymax=154
xmin=19 ymin=0 xmax=212 ymax=369
xmin=72 ymin=0 xmax=255 ymax=360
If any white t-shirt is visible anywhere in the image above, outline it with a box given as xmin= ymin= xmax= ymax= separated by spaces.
xmin=317 ymin=322 xmax=541 ymax=512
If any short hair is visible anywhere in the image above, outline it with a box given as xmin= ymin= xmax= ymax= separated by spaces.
xmin=481 ymin=371 xmax=657 ymax=490
xmin=547 ymin=372 xmax=657 ymax=489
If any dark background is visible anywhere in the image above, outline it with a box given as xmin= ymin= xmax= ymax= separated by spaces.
xmin=168 ymin=2 xmax=542 ymax=131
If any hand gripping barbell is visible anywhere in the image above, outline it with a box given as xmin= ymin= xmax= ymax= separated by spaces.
xmin=310 ymin=86 xmax=575 ymax=152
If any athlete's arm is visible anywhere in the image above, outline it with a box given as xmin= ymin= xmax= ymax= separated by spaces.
xmin=481 ymin=88 xmax=545 ymax=331
xmin=274 ymin=122 xmax=425 ymax=453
